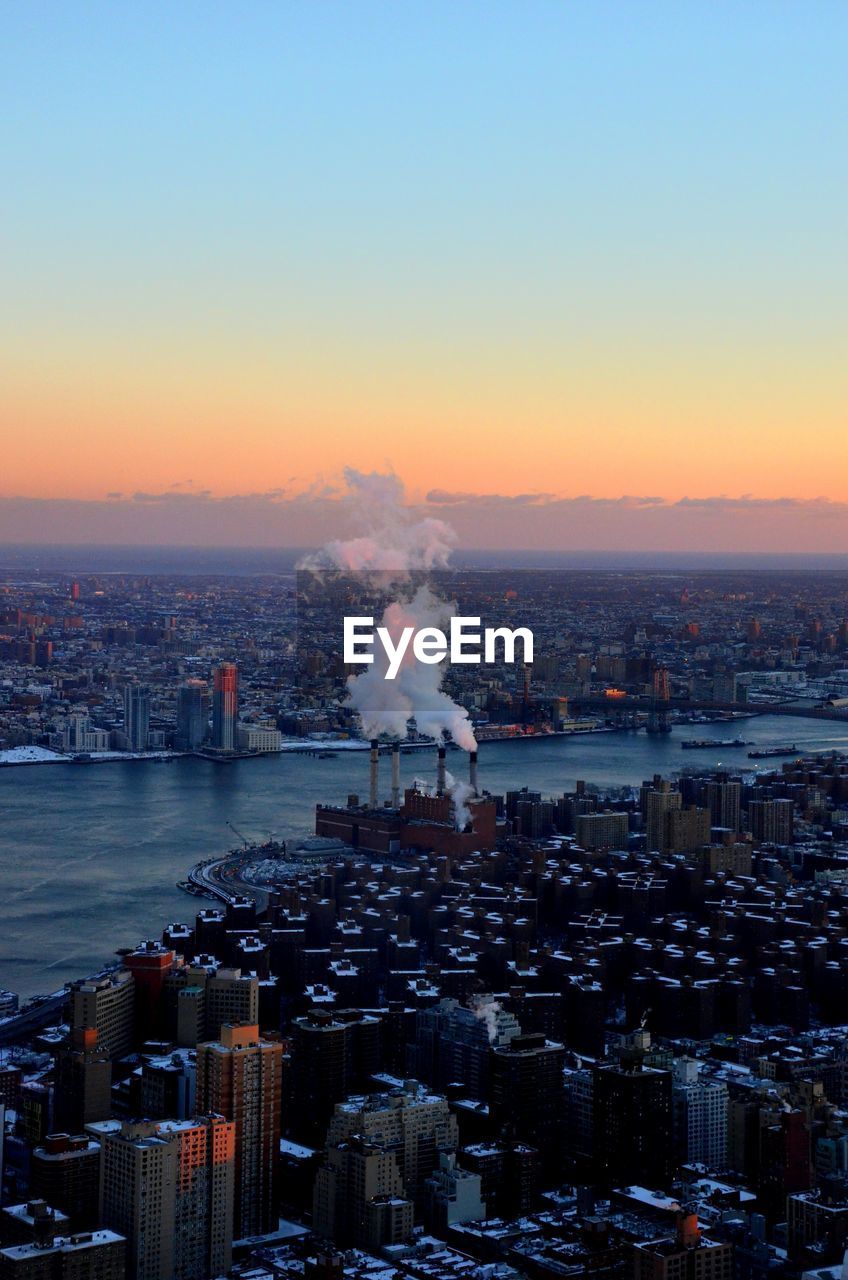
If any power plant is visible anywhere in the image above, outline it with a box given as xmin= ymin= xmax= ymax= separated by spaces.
xmin=315 ymin=741 xmax=497 ymax=859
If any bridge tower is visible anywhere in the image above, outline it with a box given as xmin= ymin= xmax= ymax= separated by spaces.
xmin=646 ymin=666 xmax=672 ymax=734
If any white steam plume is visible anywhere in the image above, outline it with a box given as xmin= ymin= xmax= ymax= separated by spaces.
xmin=470 ymin=995 xmax=503 ymax=1045
xmin=301 ymin=470 xmax=477 ymax=752
xmin=300 ymin=468 xmax=456 ymax=579
xmin=444 ymin=768 xmax=475 ymax=830
xmin=407 ymin=762 xmax=477 ymax=829
xmin=346 ymin=586 xmax=477 ymax=751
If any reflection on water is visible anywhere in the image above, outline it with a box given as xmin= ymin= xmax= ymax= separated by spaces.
xmin=1 ymin=714 xmax=846 ymax=996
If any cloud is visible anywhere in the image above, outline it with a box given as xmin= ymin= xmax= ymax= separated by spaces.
xmin=0 ymin=486 xmax=847 ymax=553
xmin=128 ymin=488 xmax=287 ymax=505
xmin=426 ymin=489 xmax=557 ymax=507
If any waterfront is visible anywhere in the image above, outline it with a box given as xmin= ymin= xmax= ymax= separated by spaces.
xmin=2 ymin=714 xmax=848 ymax=998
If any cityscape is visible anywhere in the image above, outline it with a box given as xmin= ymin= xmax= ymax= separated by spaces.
xmin=4 ymin=2 xmax=848 ymax=1279
xmin=3 ymin=562 xmax=848 ymax=1280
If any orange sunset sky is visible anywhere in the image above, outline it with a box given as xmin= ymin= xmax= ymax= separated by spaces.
xmin=2 ymin=4 xmax=846 ymax=550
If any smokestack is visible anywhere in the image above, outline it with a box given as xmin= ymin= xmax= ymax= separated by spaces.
xmin=369 ymin=739 xmax=379 ymax=808
xmin=469 ymin=750 xmax=478 ymax=795
xmin=391 ymin=742 xmax=401 ymax=808
xmin=437 ymin=745 xmax=446 ymax=796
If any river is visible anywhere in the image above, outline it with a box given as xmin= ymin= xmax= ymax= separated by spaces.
xmin=2 ymin=714 xmax=847 ymax=998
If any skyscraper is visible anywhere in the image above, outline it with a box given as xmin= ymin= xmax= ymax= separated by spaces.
xmin=175 ymin=679 xmax=208 ymax=751
xmin=490 ymin=1033 xmax=566 ymax=1179
xmin=318 ymin=1080 xmax=459 ymax=1220
xmin=593 ymin=1032 xmax=673 ymax=1189
xmin=123 ymin=683 xmax=150 ymax=752
xmin=410 ymin=998 xmax=521 ymax=1100
xmin=313 ymin=1137 xmax=413 ymax=1248
xmin=195 ymin=1023 xmax=282 ymax=1238
xmin=672 ymin=1057 xmax=728 ymax=1170
xmin=98 ymin=1116 xmax=235 ymax=1280
xmin=53 ymin=1028 xmax=111 ymax=1131
xmin=643 ymin=777 xmax=682 ymax=852
xmin=30 ymin=1134 xmax=101 ymax=1233
xmin=70 ymin=971 xmax=135 ymax=1060
xmin=706 ymin=778 xmax=742 ymax=834
xmin=211 ymin=663 xmax=238 ymax=752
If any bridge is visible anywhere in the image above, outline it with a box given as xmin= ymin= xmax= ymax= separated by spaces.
xmin=0 ymin=990 xmax=68 ymax=1047
xmin=568 ymin=696 xmax=848 ymax=723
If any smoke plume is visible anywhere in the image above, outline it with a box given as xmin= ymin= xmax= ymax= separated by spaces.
xmin=471 ymin=995 xmax=503 ymax=1045
xmin=346 ymin=586 xmax=477 ymax=751
xmin=302 ymin=470 xmax=477 ymax=751
xmin=444 ymin=768 xmax=475 ymax=829
xmin=300 ymin=468 xmax=456 ymax=579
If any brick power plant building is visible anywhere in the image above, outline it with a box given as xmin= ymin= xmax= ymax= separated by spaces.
xmin=315 ymin=744 xmax=498 ymax=859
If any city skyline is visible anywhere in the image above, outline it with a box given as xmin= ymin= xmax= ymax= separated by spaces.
xmin=3 ymin=2 xmax=847 ymax=545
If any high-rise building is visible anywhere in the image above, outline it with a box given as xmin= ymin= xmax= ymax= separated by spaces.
xmin=706 ymin=778 xmax=742 ymax=834
xmin=98 ymin=1116 xmax=234 ymax=1280
xmin=1 ymin=1201 xmax=69 ymax=1248
xmin=30 ymin=1135 xmax=101 ymax=1233
xmin=672 ymin=1058 xmax=728 ymax=1170
xmin=575 ymin=810 xmax=629 ymax=850
xmin=53 ymin=1028 xmax=111 ymax=1131
xmin=748 ymin=798 xmax=795 ymax=845
xmin=124 ymin=942 xmax=175 ymax=1045
xmin=490 ymin=1033 xmax=566 ymax=1178
xmin=168 ymin=964 xmax=259 ymax=1048
xmin=460 ymin=1142 xmax=540 ymax=1219
xmin=593 ymin=1031 xmax=673 ymax=1188
xmin=321 ymin=1080 xmax=459 ymax=1211
xmin=138 ymin=1053 xmax=195 ymax=1120
xmin=70 ymin=971 xmax=134 ymax=1061
xmin=313 ymin=1137 xmax=413 ymax=1249
xmin=211 ymin=663 xmax=238 ymax=753
xmin=175 ymin=680 xmax=208 ymax=751
xmin=195 ymin=1023 xmax=282 ymax=1238
xmin=423 ymin=1152 xmax=486 ymax=1235
xmin=665 ymin=805 xmax=712 ymax=854
xmin=644 ymin=778 xmax=682 ymax=852
xmin=123 ymin=684 xmax=150 ymax=753
xmin=290 ymin=1010 xmax=382 ymax=1145
xmin=409 ymin=998 xmax=521 ymax=1101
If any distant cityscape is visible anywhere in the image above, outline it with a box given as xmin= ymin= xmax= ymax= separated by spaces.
xmin=3 ymin=568 xmax=848 ymax=767
xmin=1 ymin=567 xmax=848 ymax=1279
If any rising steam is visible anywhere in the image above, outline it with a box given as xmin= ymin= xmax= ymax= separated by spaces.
xmin=301 ymin=470 xmax=477 ymax=752
xmin=346 ymin=587 xmax=477 ymax=751
xmin=470 ymin=995 xmax=504 ymax=1045
xmin=444 ymin=768 xmax=475 ymax=829
xmin=300 ymin=468 xmax=456 ymax=579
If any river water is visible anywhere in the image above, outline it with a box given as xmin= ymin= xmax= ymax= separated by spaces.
xmin=2 ymin=714 xmax=847 ymax=997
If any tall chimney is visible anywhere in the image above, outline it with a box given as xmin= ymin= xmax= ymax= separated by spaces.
xmin=391 ymin=742 xmax=401 ymax=808
xmin=469 ymin=750 xmax=479 ymax=795
xmin=437 ymin=745 xmax=446 ymax=796
xmin=369 ymin=740 xmax=379 ymax=808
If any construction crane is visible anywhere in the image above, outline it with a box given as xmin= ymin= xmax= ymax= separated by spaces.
xmin=226 ymin=821 xmax=252 ymax=848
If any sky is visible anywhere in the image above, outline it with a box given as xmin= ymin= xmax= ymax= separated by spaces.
xmin=1 ymin=2 xmax=846 ymax=551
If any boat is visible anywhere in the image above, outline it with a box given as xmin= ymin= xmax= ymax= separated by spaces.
xmin=317 ymin=750 xmax=338 ymax=759
xmin=176 ymin=880 xmax=215 ymax=899
xmin=681 ymin=738 xmax=749 ymax=750
xmin=747 ymin=744 xmax=799 ymax=759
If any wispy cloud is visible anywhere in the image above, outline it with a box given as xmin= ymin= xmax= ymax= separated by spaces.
xmin=0 ymin=488 xmax=847 ymax=552
xmin=426 ymin=489 xmax=556 ymax=507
